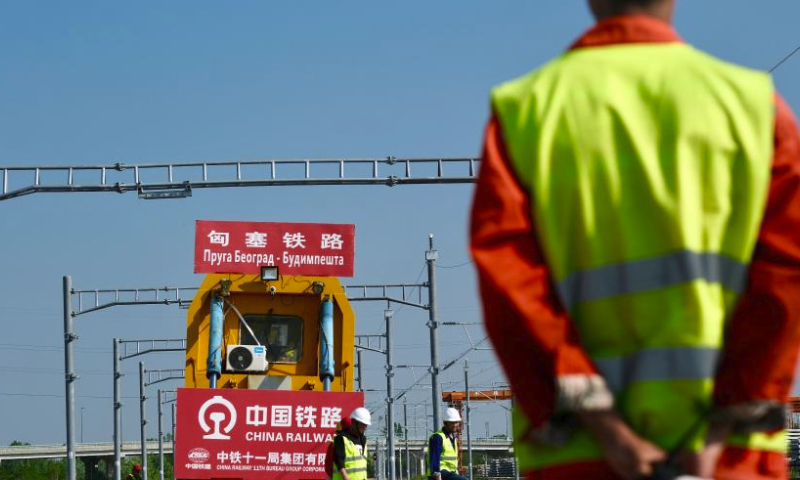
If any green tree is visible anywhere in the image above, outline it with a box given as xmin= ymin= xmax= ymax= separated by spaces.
xmin=366 ymin=450 xmax=375 ymax=478
xmin=122 ymin=452 xmax=173 ymax=480
xmin=0 ymin=441 xmax=85 ymax=480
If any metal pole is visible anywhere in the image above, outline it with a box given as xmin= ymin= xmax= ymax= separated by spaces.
xmin=113 ymin=338 xmax=122 ymax=480
xmin=158 ymin=389 xmax=164 ymax=480
xmin=80 ymin=407 xmax=84 ymax=443
xmin=375 ymin=438 xmax=383 ymax=480
xmin=465 ymin=360 xmax=473 ymax=480
xmin=63 ymin=275 xmax=77 ymax=480
xmin=404 ymin=397 xmax=410 ymax=480
xmin=139 ymin=362 xmax=148 ymax=480
xmin=399 ymin=440 xmax=403 ymax=480
xmin=426 ymin=235 xmax=441 ymax=432
xmin=385 ymin=309 xmax=396 ymax=480
xmin=413 ymin=405 xmax=417 ymax=441
xmin=511 ymin=398 xmax=519 ymax=480
xmin=357 ymin=349 xmax=363 ymax=392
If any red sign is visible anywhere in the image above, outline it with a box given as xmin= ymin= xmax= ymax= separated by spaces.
xmin=174 ymin=388 xmax=364 ymax=479
xmin=194 ymin=220 xmax=355 ymax=277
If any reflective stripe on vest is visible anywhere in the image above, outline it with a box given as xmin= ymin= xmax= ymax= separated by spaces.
xmin=331 ymin=435 xmax=368 ymax=480
xmin=594 ymin=346 xmax=718 ymax=392
xmin=493 ymin=41 xmax=776 ymax=472
xmin=427 ymin=431 xmax=459 ymax=474
xmin=556 ymin=250 xmax=748 ymax=312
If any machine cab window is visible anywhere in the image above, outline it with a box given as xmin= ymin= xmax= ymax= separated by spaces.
xmin=241 ymin=314 xmax=303 ymax=364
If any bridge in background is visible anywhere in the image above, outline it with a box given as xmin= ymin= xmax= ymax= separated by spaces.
xmin=0 ymin=438 xmax=515 ymax=462
xmin=0 ymin=440 xmax=169 ymax=461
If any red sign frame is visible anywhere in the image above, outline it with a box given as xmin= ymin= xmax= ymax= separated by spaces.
xmin=174 ymin=388 xmax=364 ymax=479
xmin=194 ymin=220 xmax=355 ymax=277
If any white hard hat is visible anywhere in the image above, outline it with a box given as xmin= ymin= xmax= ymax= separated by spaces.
xmin=350 ymin=407 xmax=372 ymax=426
xmin=443 ymin=407 xmax=462 ymax=422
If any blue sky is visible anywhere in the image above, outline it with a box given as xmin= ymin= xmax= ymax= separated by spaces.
xmin=2 ymin=1 xmax=800 ymax=447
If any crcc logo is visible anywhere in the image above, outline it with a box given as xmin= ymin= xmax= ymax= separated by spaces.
xmin=188 ymin=448 xmax=210 ymax=463
xmin=198 ymin=395 xmax=237 ymax=440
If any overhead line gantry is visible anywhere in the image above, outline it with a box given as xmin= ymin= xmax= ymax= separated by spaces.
xmin=0 ymin=157 xmax=479 ymax=201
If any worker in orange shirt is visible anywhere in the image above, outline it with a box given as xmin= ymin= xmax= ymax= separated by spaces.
xmin=125 ymin=463 xmax=142 ymax=480
xmin=471 ymin=0 xmax=800 ymax=479
xmin=325 ymin=416 xmax=353 ymax=479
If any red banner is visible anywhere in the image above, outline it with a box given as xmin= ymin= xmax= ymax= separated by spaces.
xmin=194 ymin=220 xmax=355 ymax=277
xmin=174 ymin=388 xmax=364 ymax=479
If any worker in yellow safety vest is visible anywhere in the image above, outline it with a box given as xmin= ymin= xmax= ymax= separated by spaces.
xmin=427 ymin=407 xmax=467 ymax=480
xmin=471 ymin=0 xmax=800 ymax=479
xmin=332 ymin=407 xmax=370 ymax=480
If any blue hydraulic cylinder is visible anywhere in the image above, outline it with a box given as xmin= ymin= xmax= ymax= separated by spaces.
xmin=319 ymin=299 xmax=335 ymax=391
xmin=207 ymin=294 xmax=224 ymax=388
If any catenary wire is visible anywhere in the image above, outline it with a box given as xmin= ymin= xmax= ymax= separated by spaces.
xmin=770 ymin=42 xmax=800 ymax=73
xmin=437 ymin=260 xmax=474 ymax=269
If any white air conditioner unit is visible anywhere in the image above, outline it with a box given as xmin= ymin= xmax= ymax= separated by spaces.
xmin=226 ymin=345 xmax=269 ymax=373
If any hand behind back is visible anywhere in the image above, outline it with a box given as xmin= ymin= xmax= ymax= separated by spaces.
xmin=578 ymin=411 xmax=668 ymax=480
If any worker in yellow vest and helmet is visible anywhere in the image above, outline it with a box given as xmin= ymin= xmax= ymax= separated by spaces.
xmin=332 ymin=407 xmax=370 ymax=480
xmin=471 ymin=0 xmax=800 ymax=479
xmin=427 ymin=407 xmax=467 ymax=480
